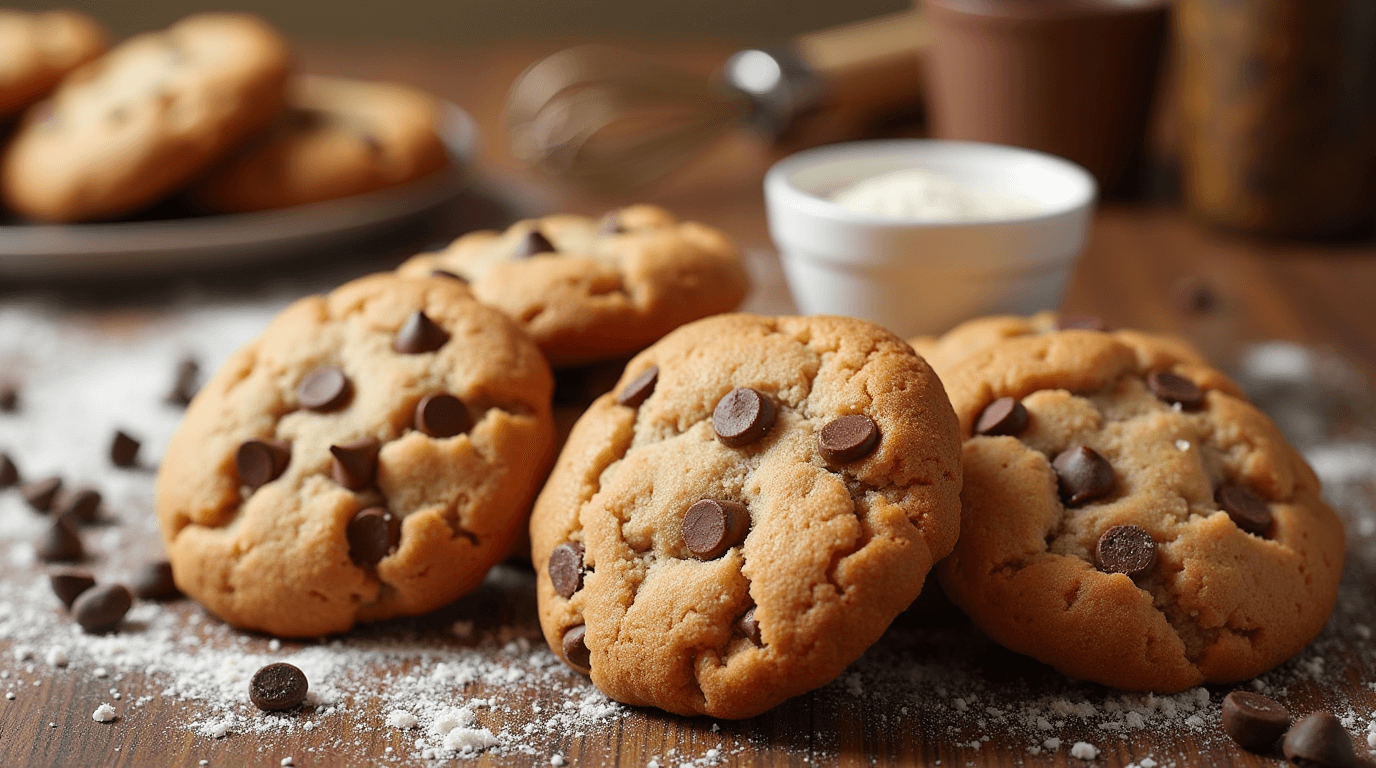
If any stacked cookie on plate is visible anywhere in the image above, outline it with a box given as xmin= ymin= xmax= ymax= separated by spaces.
xmin=0 ymin=11 xmax=450 ymax=223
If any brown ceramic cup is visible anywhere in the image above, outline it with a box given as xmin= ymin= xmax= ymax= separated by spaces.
xmin=922 ymin=0 xmax=1169 ymax=196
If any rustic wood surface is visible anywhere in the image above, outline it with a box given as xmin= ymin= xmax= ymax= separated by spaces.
xmin=2 ymin=40 xmax=1376 ymax=768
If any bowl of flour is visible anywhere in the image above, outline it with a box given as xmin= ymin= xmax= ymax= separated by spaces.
xmin=764 ymin=139 xmax=1095 ymax=337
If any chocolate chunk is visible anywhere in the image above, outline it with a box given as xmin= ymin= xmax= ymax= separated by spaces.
xmin=597 ymin=212 xmax=624 ymax=235
xmin=1052 ymin=446 xmax=1115 ymax=506
xmin=1218 ymin=485 xmax=1273 ymax=536
xmin=713 ymin=387 xmax=776 ymax=447
xmin=514 ymin=229 xmax=556 ymax=257
xmin=330 ymin=438 xmax=381 ymax=491
xmin=394 ymin=310 xmax=450 ymax=354
xmin=1222 ymin=691 xmax=1290 ymax=750
xmin=49 ymin=569 xmax=96 ymax=609
xmin=819 ymin=414 xmax=880 ymax=463
xmin=1054 ymin=315 xmax=1107 ymax=332
xmin=561 ymin=624 xmax=591 ymax=673
xmin=36 ymin=516 xmax=83 ymax=562
xmin=72 ymin=583 xmax=131 ymax=633
xmin=548 ymin=542 xmax=585 ymax=598
xmin=414 ymin=394 xmax=471 ymax=438
xmin=236 ymin=438 xmax=290 ymax=490
xmin=682 ymin=499 xmax=750 ymax=560
xmin=131 ymin=561 xmax=181 ymax=600
xmin=297 ymin=366 xmax=351 ymax=412
xmin=167 ymin=357 xmax=200 ymax=406
xmin=0 ymin=452 xmax=18 ymax=487
xmin=21 ymin=476 xmax=62 ymax=512
xmin=1172 ymin=277 xmax=1217 ymax=315
xmin=0 ymin=383 xmax=17 ymax=412
xmin=110 ymin=430 xmax=141 ymax=467
xmin=348 ymin=507 xmax=399 ymax=566
xmin=249 ymin=663 xmax=309 ymax=711
xmin=1283 ymin=712 xmax=1360 ymax=767
xmin=1147 ymin=371 xmax=1204 ymax=409
xmin=737 ymin=607 xmax=762 ymax=646
xmin=57 ymin=487 xmax=101 ymax=524
xmin=430 ymin=269 xmax=468 ymax=284
xmin=360 ymin=132 xmax=382 ymax=154
xmin=616 ymin=367 xmax=658 ymax=408
xmin=975 ymin=397 xmax=1029 ymax=436
xmin=1095 ymin=525 xmax=1157 ymax=579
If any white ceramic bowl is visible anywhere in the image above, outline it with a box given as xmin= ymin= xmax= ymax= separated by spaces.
xmin=764 ymin=139 xmax=1096 ymax=338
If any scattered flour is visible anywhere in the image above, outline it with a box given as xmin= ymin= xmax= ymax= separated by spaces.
xmin=92 ymin=703 xmax=117 ymax=722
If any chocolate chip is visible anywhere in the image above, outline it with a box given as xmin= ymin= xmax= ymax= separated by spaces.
xmin=0 ymin=453 xmax=18 ymax=487
xmin=132 ymin=561 xmax=180 ymax=600
xmin=819 ymin=414 xmax=880 ymax=464
xmin=36 ymin=516 xmax=83 ymax=562
xmin=330 ymin=437 xmax=381 ymax=491
xmin=616 ymin=367 xmax=658 ymax=408
xmin=167 ymin=357 xmax=200 ymax=406
xmin=394 ymin=310 xmax=450 ymax=354
xmin=713 ymin=387 xmax=776 ymax=447
xmin=737 ymin=607 xmax=762 ymax=646
xmin=1147 ymin=371 xmax=1204 ymax=409
xmin=1054 ymin=315 xmax=1108 ymax=332
xmin=1217 ymin=485 xmax=1273 ymax=536
xmin=514 ymin=229 xmax=556 ymax=257
xmin=21 ymin=476 xmax=62 ymax=512
xmin=110 ymin=430 xmax=141 ymax=468
xmin=0 ymin=383 xmax=17 ymax=412
xmin=360 ymin=133 xmax=382 ymax=154
xmin=1222 ymin=691 xmax=1290 ymax=750
xmin=348 ymin=507 xmax=399 ymax=566
xmin=975 ymin=397 xmax=1029 ymax=436
xmin=430 ymin=269 xmax=468 ymax=284
xmin=682 ymin=499 xmax=750 ymax=560
xmin=1283 ymin=712 xmax=1360 ymax=767
xmin=236 ymin=438 xmax=290 ymax=490
xmin=414 ymin=394 xmax=471 ymax=438
xmin=548 ymin=542 xmax=585 ymax=598
xmin=49 ymin=569 xmax=95 ymax=609
xmin=249 ymin=663 xmax=309 ymax=711
xmin=597 ymin=212 xmax=624 ymax=235
xmin=561 ymin=624 xmax=591 ymax=673
xmin=1052 ymin=446 xmax=1115 ymax=506
xmin=72 ymin=583 xmax=131 ymax=633
xmin=1095 ymin=525 xmax=1157 ymax=579
xmin=57 ymin=487 xmax=101 ymax=524
xmin=297 ymin=366 xmax=352 ymax=412
xmin=1172 ymin=277 xmax=1217 ymax=315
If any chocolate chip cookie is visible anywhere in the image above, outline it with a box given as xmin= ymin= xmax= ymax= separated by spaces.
xmin=189 ymin=75 xmax=449 ymax=213
xmin=935 ymin=327 xmax=1344 ymax=691
xmin=154 ymin=273 xmax=554 ymax=637
xmin=1 ymin=13 xmax=290 ymax=222
xmin=396 ymin=205 xmax=751 ymax=367
xmin=0 ymin=10 xmax=105 ymax=120
xmin=529 ymin=313 xmax=962 ymax=717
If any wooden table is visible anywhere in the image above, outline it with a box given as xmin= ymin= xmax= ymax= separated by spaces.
xmin=2 ymin=41 xmax=1376 ymax=768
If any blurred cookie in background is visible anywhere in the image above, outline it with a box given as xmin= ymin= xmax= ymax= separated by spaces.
xmin=0 ymin=9 xmax=106 ymax=121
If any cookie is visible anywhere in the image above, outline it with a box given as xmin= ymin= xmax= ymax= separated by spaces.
xmin=529 ymin=313 xmax=962 ymax=718
xmin=396 ymin=205 xmax=751 ymax=367
xmin=154 ymin=273 xmax=554 ymax=637
xmin=189 ymin=75 xmax=449 ymax=213
xmin=0 ymin=10 xmax=105 ymax=120
xmin=935 ymin=326 xmax=1344 ymax=691
xmin=0 ymin=13 xmax=290 ymax=222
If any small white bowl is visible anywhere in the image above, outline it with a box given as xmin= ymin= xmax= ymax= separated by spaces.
xmin=764 ymin=139 xmax=1096 ymax=338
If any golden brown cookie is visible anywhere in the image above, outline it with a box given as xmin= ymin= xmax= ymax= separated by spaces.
xmin=935 ymin=326 xmax=1344 ymax=691
xmin=396 ymin=205 xmax=751 ymax=367
xmin=154 ymin=273 xmax=554 ymax=637
xmin=0 ymin=13 xmax=290 ymax=222
xmin=529 ymin=313 xmax=962 ymax=718
xmin=189 ymin=75 xmax=449 ymax=213
xmin=0 ymin=10 xmax=105 ymax=120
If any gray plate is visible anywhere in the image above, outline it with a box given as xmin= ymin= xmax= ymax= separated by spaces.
xmin=0 ymin=101 xmax=479 ymax=280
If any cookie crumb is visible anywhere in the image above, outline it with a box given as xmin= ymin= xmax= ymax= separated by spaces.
xmin=1070 ymin=742 xmax=1098 ymax=760
xmin=92 ymin=703 xmax=116 ymax=722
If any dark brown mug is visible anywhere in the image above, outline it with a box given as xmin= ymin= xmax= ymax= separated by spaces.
xmin=922 ymin=0 xmax=1169 ymax=196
